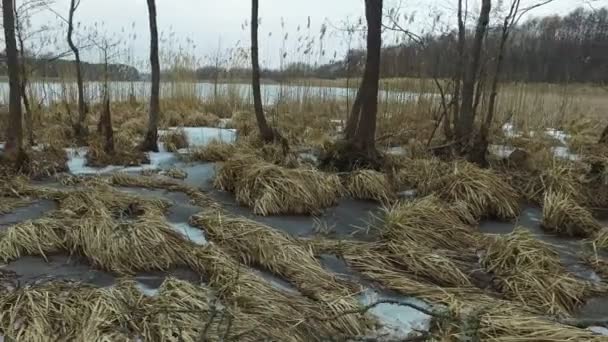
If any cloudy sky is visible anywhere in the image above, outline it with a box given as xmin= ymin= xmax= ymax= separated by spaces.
xmin=27 ymin=0 xmax=606 ymax=70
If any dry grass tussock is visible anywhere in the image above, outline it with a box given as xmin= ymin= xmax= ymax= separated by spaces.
xmin=481 ymin=227 xmax=592 ymax=315
xmin=542 ymin=191 xmax=601 ymax=238
xmin=591 ymin=228 xmax=608 ymax=251
xmin=0 ymin=146 xmax=68 ymax=179
xmin=188 ymin=139 xmax=237 ymax=162
xmin=0 ymin=280 xmax=145 ymax=341
xmin=191 ymin=211 xmax=359 ymax=301
xmin=215 ymin=154 xmax=341 ymax=215
xmin=378 ymin=195 xmax=480 ymax=252
xmin=419 ymin=161 xmax=520 ymax=221
xmin=160 ymin=128 xmax=189 ymax=152
xmin=344 ymin=170 xmax=396 ymax=204
xmin=325 ymin=240 xmax=603 ymax=341
xmin=184 ymin=245 xmax=373 ymax=340
xmin=521 ymin=161 xmax=586 ymax=204
xmin=86 ymin=135 xmax=149 ymax=167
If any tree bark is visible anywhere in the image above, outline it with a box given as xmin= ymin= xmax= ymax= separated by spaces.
xmin=450 ymin=0 xmax=466 ymax=141
xmin=99 ymin=48 xmax=114 ymax=154
xmin=68 ymin=0 xmax=88 ymax=143
xmin=251 ymin=0 xmax=275 ymax=142
xmin=15 ymin=12 xmax=34 ymax=146
xmin=344 ymin=0 xmax=383 ymax=153
xmin=2 ymin=0 xmax=24 ymax=158
xmin=471 ymin=3 xmax=514 ymax=165
xmin=455 ymin=0 xmax=491 ymax=148
xmin=141 ymin=0 xmax=161 ymax=152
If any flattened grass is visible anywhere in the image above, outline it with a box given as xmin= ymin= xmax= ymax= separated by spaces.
xmin=344 ymin=170 xmax=396 ymax=204
xmin=542 ymin=191 xmax=601 ymax=238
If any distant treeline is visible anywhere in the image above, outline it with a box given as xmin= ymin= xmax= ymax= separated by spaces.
xmin=197 ymin=7 xmax=608 ymax=85
xmin=0 ymin=56 xmax=140 ymax=81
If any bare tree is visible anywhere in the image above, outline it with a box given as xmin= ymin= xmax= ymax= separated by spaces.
xmin=340 ymin=0 xmax=383 ymax=168
xmin=68 ymin=0 xmax=88 ymax=143
xmin=2 ymin=0 xmax=25 ymax=161
xmin=251 ymin=0 xmax=275 ymax=142
xmin=141 ymin=0 xmax=161 ymax=152
xmin=455 ymin=0 xmax=491 ymax=156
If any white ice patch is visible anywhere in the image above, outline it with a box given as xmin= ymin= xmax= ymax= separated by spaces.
xmin=545 ymin=128 xmax=569 ymax=145
xmin=136 ymin=282 xmax=160 ymax=297
xmin=66 ymin=147 xmax=179 ymax=175
xmin=502 ymin=123 xmax=521 ymax=138
xmin=160 ymin=127 xmax=236 ymax=148
xmin=169 ymin=223 xmax=208 ymax=245
xmin=553 ymin=146 xmax=580 ymax=161
xmin=386 ymin=146 xmax=407 ymax=156
xmin=489 ymin=144 xmax=516 ymax=158
xmin=589 ymin=326 xmax=608 ymax=336
xmin=398 ymin=189 xmax=417 ymax=199
xmin=359 ymin=289 xmax=431 ymax=339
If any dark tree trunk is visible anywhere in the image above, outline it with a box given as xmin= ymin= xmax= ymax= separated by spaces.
xmin=455 ymin=0 xmax=491 ymax=149
xmin=344 ymin=0 xmax=383 ymax=154
xmin=251 ymin=0 xmax=275 ymax=142
xmin=99 ymin=50 xmax=114 ymax=154
xmin=16 ymin=19 xmax=34 ymax=147
xmin=450 ymin=0 xmax=466 ymax=141
xmin=68 ymin=0 xmax=88 ymax=143
xmin=3 ymin=0 xmax=24 ymax=158
xmin=470 ymin=3 xmax=514 ymax=166
xmin=600 ymin=125 xmax=608 ymax=144
xmin=141 ymin=0 xmax=161 ymax=152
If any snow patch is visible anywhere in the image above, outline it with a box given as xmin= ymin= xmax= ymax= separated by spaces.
xmin=589 ymin=326 xmax=608 ymax=336
xmin=359 ymin=289 xmax=431 ymax=340
xmin=502 ymin=123 xmax=521 ymax=138
xmin=489 ymin=144 xmax=516 ymax=158
xmin=553 ymin=146 xmax=580 ymax=161
xmin=545 ymin=128 xmax=569 ymax=145
xmin=168 ymin=223 xmax=208 ymax=245
xmin=136 ymin=282 xmax=160 ymax=297
xmin=160 ymin=127 xmax=236 ymax=148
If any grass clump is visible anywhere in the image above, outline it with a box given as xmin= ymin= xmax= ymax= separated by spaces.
xmin=0 ymin=218 xmax=68 ymax=262
xmin=215 ymin=155 xmax=342 ymax=215
xmin=481 ymin=228 xmax=591 ymax=315
xmin=591 ymin=228 xmax=608 ymax=251
xmin=423 ymin=161 xmax=520 ymax=221
xmin=181 ymin=112 xmax=220 ymax=127
xmin=542 ymin=191 xmax=601 ymax=238
xmin=191 ymin=211 xmax=358 ymax=300
xmin=160 ymin=128 xmax=189 ymax=152
xmin=86 ymin=136 xmax=149 ymax=167
xmin=379 ymin=195 xmax=479 ymax=252
xmin=0 ymin=196 xmax=31 ymax=214
xmin=344 ymin=170 xmax=396 ymax=204
xmin=189 ymin=139 xmax=236 ymax=162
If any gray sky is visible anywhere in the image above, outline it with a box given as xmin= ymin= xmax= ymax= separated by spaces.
xmin=27 ymin=0 xmax=606 ymax=70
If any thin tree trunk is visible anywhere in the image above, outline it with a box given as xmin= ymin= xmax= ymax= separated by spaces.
xmin=141 ymin=0 xmax=161 ymax=152
xmin=344 ymin=0 xmax=383 ymax=152
xmin=68 ymin=0 xmax=87 ymax=143
xmin=15 ymin=9 xmax=34 ymax=146
xmin=2 ymin=0 xmax=24 ymax=159
xmin=251 ymin=0 xmax=274 ymax=142
xmin=451 ymin=0 xmax=466 ymax=140
xmin=99 ymin=49 xmax=114 ymax=154
xmin=456 ymin=0 xmax=491 ymax=147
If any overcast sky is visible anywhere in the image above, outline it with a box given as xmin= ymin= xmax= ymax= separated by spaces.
xmin=27 ymin=0 xmax=607 ymax=70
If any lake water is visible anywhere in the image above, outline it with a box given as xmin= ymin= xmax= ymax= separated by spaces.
xmin=0 ymin=81 xmax=424 ymax=106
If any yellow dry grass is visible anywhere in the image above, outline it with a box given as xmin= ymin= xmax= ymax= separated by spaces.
xmin=189 ymin=139 xmax=236 ymax=162
xmin=0 ymin=196 xmax=31 ymax=214
xmin=344 ymin=170 xmax=396 ymax=204
xmin=481 ymin=228 xmax=591 ymax=315
xmin=542 ymin=191 xmax=601 ymax=238
xmin=423 ymin=161 xmax=521 ymax=221
xmin=379 ymin=195 xmax=480 ymax=252
xmin=160 ymin=128 xmax=189 ymax=152
xmin=215 ymin=155 xmax=342 ymax=215
xmin=191 ymin=211 xmax=359 ymax=300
